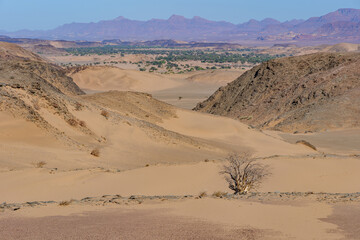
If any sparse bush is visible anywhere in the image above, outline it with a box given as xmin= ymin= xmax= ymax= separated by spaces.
xmin=51 ymin=102 xmax=60 ymax=109
xmin=59 ymin=200 xmax=72 ymax=206
xmin=296 ymin=140 xmax=317 ymax=151
xmin=74 ymin=102 xmax=83 ymax=111
xmin=67 ymin=118 xmax=78 ymax=126
xmin=212 ymin=191 xmax=227 ymax=198
xmin=101 ymin=110 xmax=110 ymax=119
xmin=33 ymin=161 xmax=47 ymax=168
xmin=79 ymin=120 xmax=86 ymax=127
xmin=199 ymin=191 xmax=207 ymax=198
xmin=91 ymin=149 xmax=100 ymax=157
xmin=221 ymin=153 xmax=270 ymax=195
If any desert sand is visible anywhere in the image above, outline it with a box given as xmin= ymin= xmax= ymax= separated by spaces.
xmin=1 ymin=99 xmax=360 ymax=239
xmin=69 ymin=66 xmax=244 ymax=109
xmin=1 ymin=42 xmax=360 ymax=240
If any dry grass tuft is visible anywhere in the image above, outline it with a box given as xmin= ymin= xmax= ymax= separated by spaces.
xmin=199 ymin=191 xmax=207 ymax=198
xmin=101 ymin=110 xmax=110 ymax=119
xmin=296 ymin=140 xmax=317 ymax=151
xmin=33 ymin=161 xmax=47 ymax=168
xmin=67 ymin=118 xmax=78 ymax=127
xmin=212 ymin=191 xmax=227 ymax=198
xmin=91 ymin=149 xmax=100 ymax=157
xmin=79 ymin=120 xmax=86 ymax=127
xmin=74 ymin=102 xmax=83 ymax=111
xmin=59 ymin=200 xmax=72 ymax=206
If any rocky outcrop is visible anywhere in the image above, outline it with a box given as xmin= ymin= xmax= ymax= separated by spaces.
xmin=194 ymin=53 xmax=360 ymax=132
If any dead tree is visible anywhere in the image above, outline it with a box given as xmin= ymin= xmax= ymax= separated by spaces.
xmin=221 ymin=153 xmax=270 ymax=194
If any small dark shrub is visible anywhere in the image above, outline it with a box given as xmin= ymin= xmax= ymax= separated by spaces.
xmin=67 ymin=119 xmax=78 ymax=126
xmin=75 ymin=102 xmax=83 ymax=111
xmin=79 ymin=120 xmax=86 ymax=127
xmin=91 ymin=149 xmax=100 ymax=157
xmin=101 ymin=110 xmax=110 ymax=119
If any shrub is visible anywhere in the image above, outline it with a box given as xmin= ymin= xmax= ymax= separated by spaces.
xmin=91 ymin=149 xmax=100 ymax=157
xmin=221 ymin=153 xmax=270 ymax=195
xmin=212 ymin=191 xmax=227 ymax=198
xmin=67 ymin=118 xmax=78 ymax=126
xmin=33 ymin=161 xmax=47 ymax=168
xmin=59 ymin=200 xmax=72 ymax=206
xmin=79 ymin=120 xmax=86 ymax=127
xmin=101 ymin=110 xmax=110 ymax=119
xmin=74 ymin=102 xmax=83 ymax=111
xmin=199 ymin=191 xmax=207 ymax=198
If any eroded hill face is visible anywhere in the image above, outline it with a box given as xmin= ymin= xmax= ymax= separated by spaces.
xmin=0 ymin=42 xmax=45 ymax=62
xmin=194 ymin=52 xmax=360 ymax=133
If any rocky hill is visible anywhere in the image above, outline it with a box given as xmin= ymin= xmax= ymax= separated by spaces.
xmin=0 ymin=42 xmax=84 ymax=96
xmin=194 ymin=52 xmax=360 ymax=132
xmin=0 ymin=41 xmax=45 ymax=61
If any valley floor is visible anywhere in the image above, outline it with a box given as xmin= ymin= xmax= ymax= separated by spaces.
xmin=1 ymin=196 xmax=360 ymax=240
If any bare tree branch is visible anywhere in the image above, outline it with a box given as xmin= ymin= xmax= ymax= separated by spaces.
xmin=220 ymin=153 xmax=270 ymax=194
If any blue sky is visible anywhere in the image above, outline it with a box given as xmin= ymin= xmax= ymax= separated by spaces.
xmin=0 ymin=0 xmax=359 ymax=31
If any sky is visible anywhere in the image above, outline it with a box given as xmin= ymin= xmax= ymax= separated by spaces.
xmin=0 ymin=0 xmax=359 ymax=31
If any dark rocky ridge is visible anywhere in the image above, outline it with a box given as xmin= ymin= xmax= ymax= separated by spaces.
xmin=194 ymin=52 xmax=360 ymax=132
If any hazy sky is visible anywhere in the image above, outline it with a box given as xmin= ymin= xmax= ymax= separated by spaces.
xmin=0 ymin=0 xmax=359 ymax=31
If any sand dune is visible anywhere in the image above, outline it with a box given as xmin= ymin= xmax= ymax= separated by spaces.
xmin=69 ymin=66 xmax=244 ymax=109
xmin=69 ymin=66 xmax=182 ymax=92
xmin=0 ymin=87 xmax=321 ymax=205
xmin=2 ymin=154 xmax=360 ymax=203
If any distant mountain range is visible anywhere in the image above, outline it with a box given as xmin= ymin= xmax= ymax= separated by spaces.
xmin=1 ymin=8 xmax=359 ymax=44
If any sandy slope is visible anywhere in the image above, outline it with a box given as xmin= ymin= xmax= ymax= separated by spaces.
xmin=5 ymin=86 xmax=360 ymax=204
xmin=69 ymin=66 xmax=244 ymax=109
xmin=160 ymin=109 xmax=311 ymax=156
xmin=275 ymin=129 xmax=360 ymax=155
xmin=2 ymin=90 xmax=358 ymax=204
xmin=0 ymin=90 xmax=321 ymax=204
xmin=2 ymin=154 xmax=360 ymax=203
xmin=69 ymin=66 xmax=182 ymax=92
